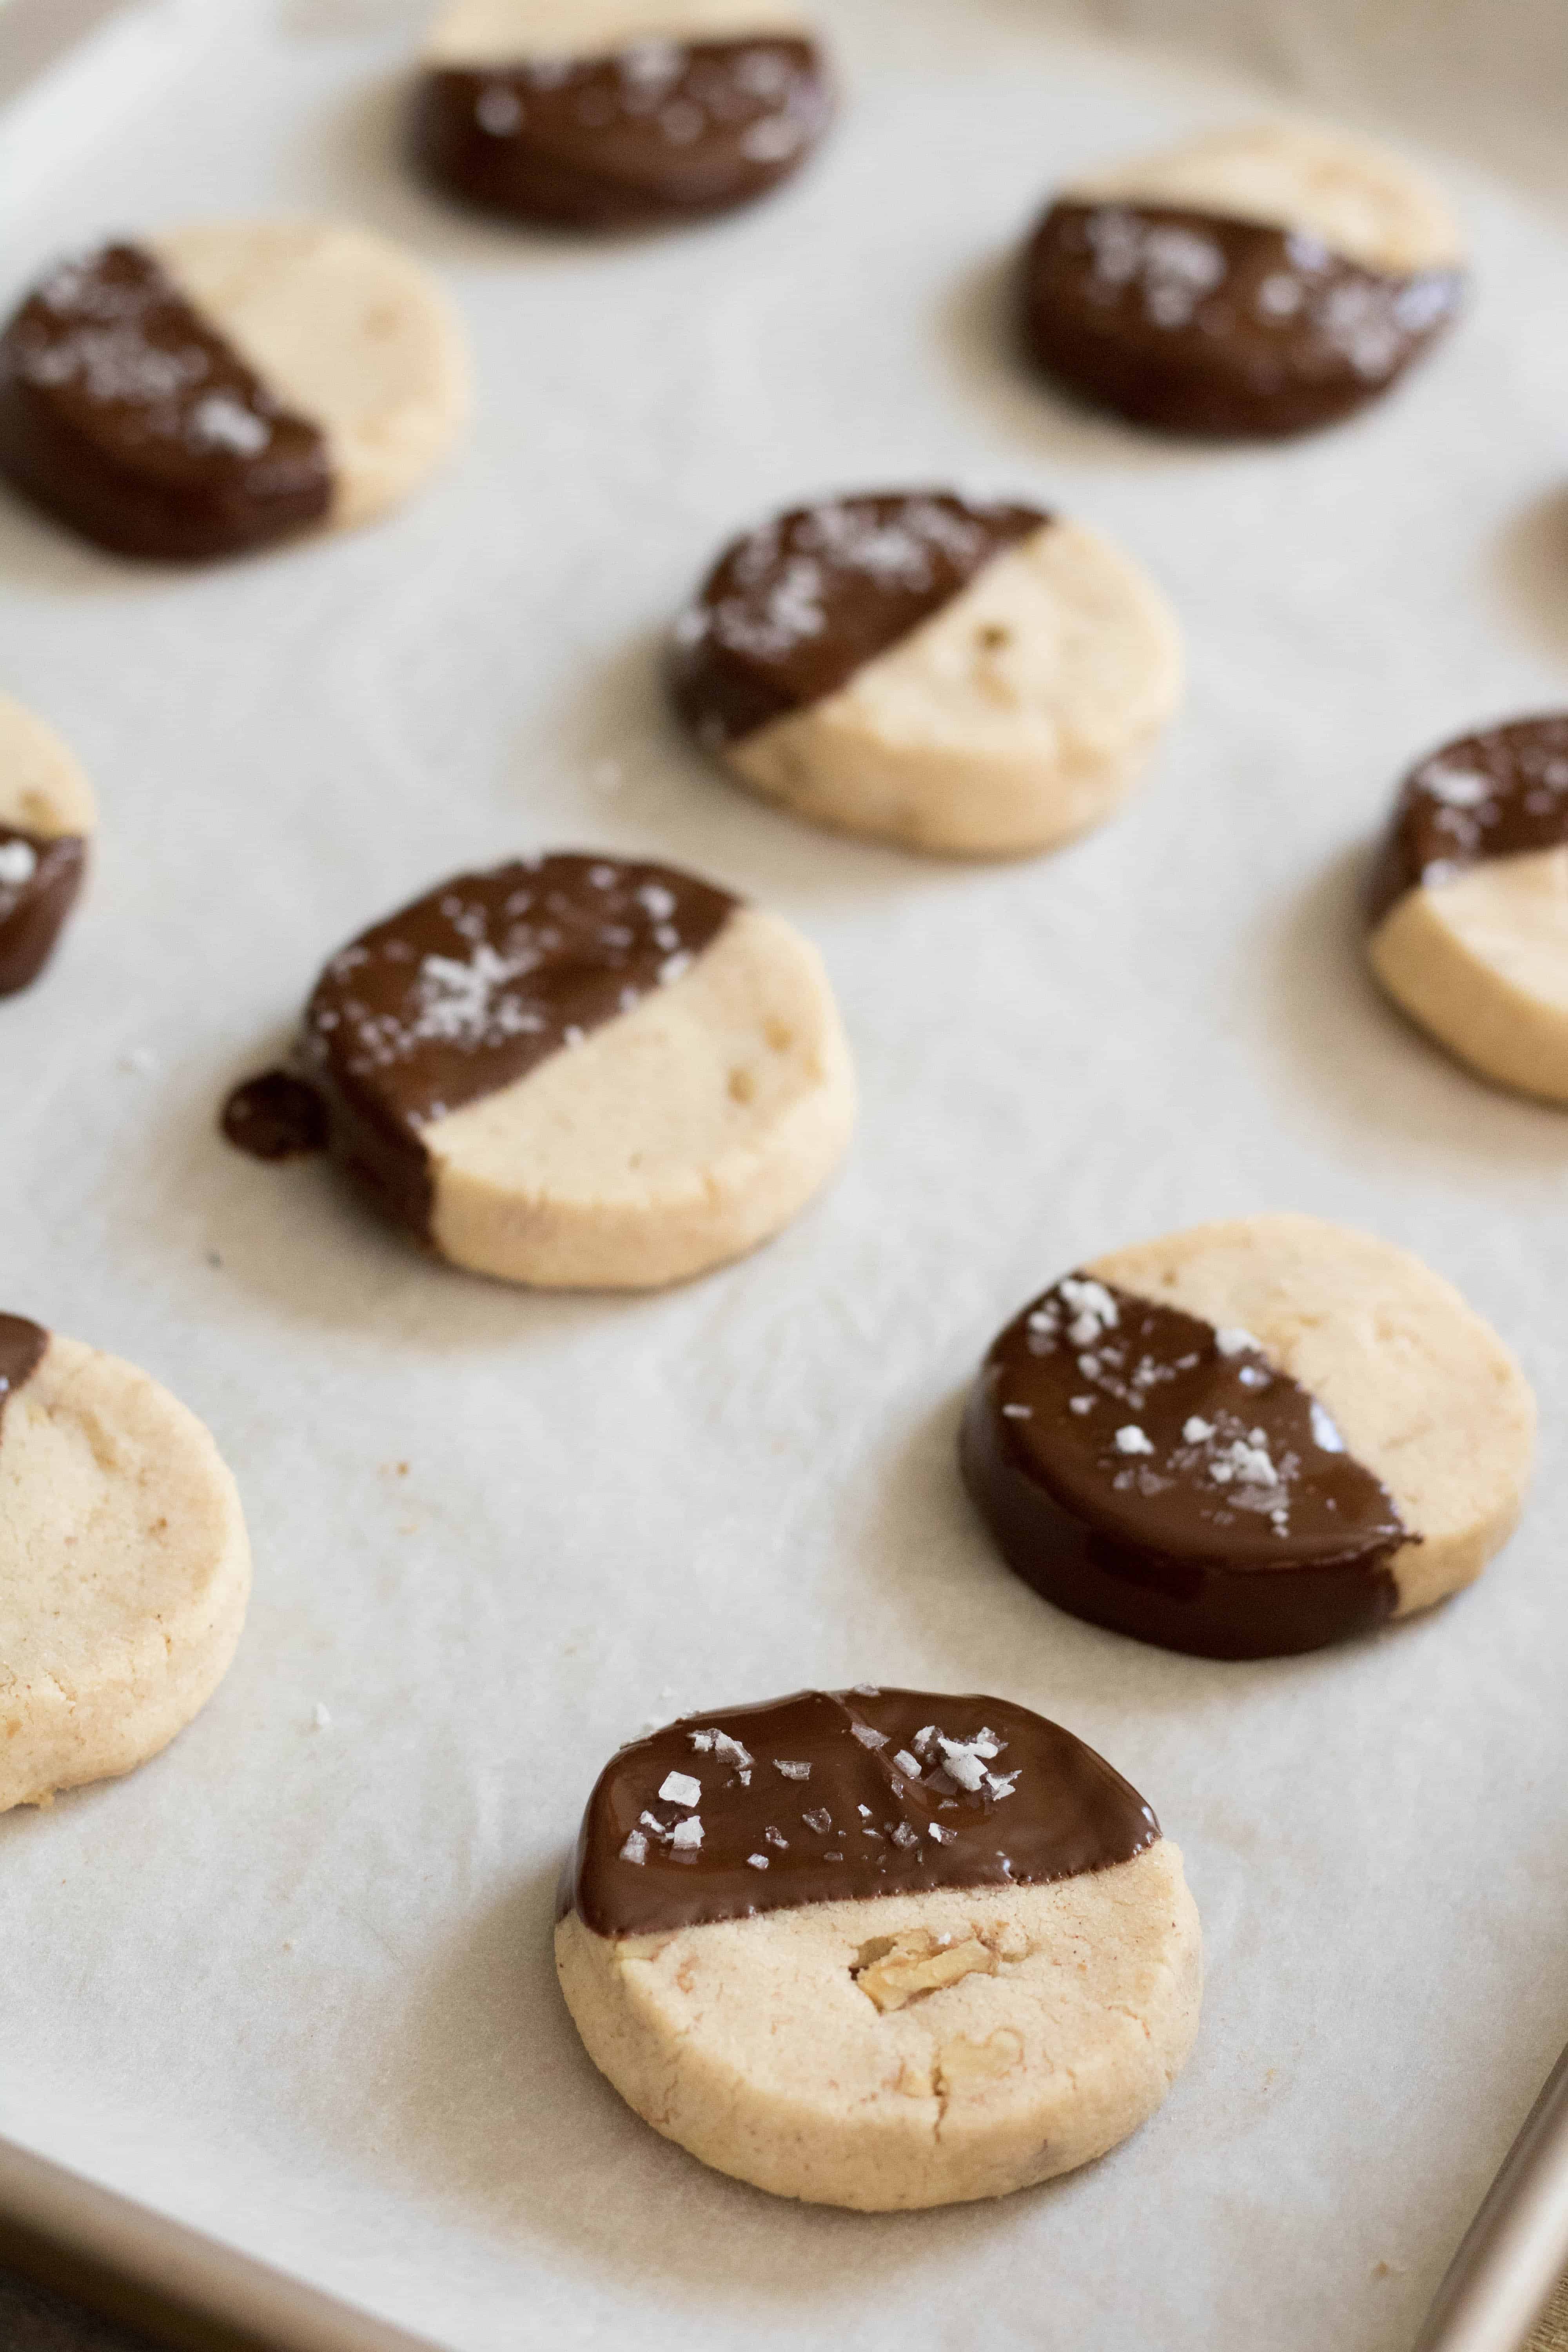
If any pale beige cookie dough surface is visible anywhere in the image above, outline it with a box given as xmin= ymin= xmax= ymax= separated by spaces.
xmin=425 ymin=0 xmax=809 ymax=63
xmin=1088 ymin=1213 xmax=1535 ymax=1617
xmin=0 ymin=1334 xmax=251 ymax=1813
xmin=1066 ymin=119 xmax=1465 ymax=273
xmin=1369 ymin=850 xmax=1568 ymax=1105
xmin=0 ymin=691 xmax=98 ymax=839
xmin=426 ymin=906 xmax=854 ymax=1288
xmin=151 ymin=223 xmax=470 ymax=532
xmin=556 ymin=1842 xmax=1200 ymax=2210
xmin=726 ymin=520 xmax=1183 ymax=858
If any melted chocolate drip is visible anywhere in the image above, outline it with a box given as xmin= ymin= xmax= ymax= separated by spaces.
xmin=1368 ymin=713 xmax=1568 ymax=925
xmin=412 ymin=36 xmax=833 ymax=230
xmin=670 ymin=490 xmax=1047 ymax=748
xmin=0 ymin=243 xmax=330 ymax=562
xmin=566 ymin=1686 xmax=1159 ymax=1938
xmin=221 ymin=1069 xmax=330 ymax=1161
xmin=0 ymin=1313 xmax=47 ymax=1434
xmin=0 ymin=826 xmax=85 ymax=995
xmin=962 ymin=1275 xmax=1409 ymax=1660
xmin=298 ymin=852 xmax=738 ymax=1238
xmin=1022 ymin=201 xmax=1461 ymax=439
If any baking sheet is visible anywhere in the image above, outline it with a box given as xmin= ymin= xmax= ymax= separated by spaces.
xmin=4 ymin=2 xmax=1568 ymax=2346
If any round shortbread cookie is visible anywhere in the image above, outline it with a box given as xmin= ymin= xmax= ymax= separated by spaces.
xmin=0 ymin=1314 xmax=251 ymax=1812
xmin=221 ymin=850 xmax=855 ymax=1289
xmin=1021 ymin=122 xmax=1464 ymax=438
xmin=0 ymin=227 xmax=468 ymax=560
xmin=1367 ymin=714 xmax=1568 ymax=1104
xmin=0 ymin=690 xmax=96 ymax=995
xmin=412 ymin=0 xmax=833 ymax=230
xmin=670 ymin=490 xmax=1183 ymax=856
xmin=962 ymin=1213 xmax=1534 ymax=1658
xmin=555 ymin=1687 xmax=1201 ymax=2209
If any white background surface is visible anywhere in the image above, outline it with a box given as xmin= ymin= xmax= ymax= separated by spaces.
xmin=4 ymin=3 xmax=1568 ymax=2347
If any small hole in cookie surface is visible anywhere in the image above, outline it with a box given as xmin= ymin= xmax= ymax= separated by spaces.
xmin=977 ymin=624 xmax=1011 ymax=650
xmin=764 ymin=1019 xmax=794 ymax=1053
xmin=728 ymin=1066 xmax=756 ymax=1104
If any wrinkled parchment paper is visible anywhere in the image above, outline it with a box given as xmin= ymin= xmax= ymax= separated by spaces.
xmin=4 ymin=2 xmax=1568 ymax=2345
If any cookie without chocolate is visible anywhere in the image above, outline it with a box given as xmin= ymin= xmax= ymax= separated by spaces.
xmin=0 ymin=690 xmax=96 ymax=994
xmin=411 ymin=0 xmax=834 ymax=229
xmin=0 ymin=1315 xmax=251 ymax=1811
xmin=0 ymin=225 xmax=468 ymax=560
xmin=1022 ymin=122 xmax=1464 ymax=437
xmin=962 ymin=1214 xmax=1534 ymax=1658
xmin=670 ymin=489 xmax=1183 ymax=855
xmin=555 ymin=1687 xmax=1201 ymax=2207
xmin=223 ymin=851 xmax=855 ymax=1289
xmin=1367 ymin=714 xmax=1568 ymax=1104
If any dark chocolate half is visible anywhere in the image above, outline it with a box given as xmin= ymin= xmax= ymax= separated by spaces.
xmin=961 ymin=1274 xmax=1410 ymax=1660
xmin=1022 ymin=201 xmax=1461 ymax=439
xmin=670 ymin=490 xmax=1048 ymax=749
xmin=0 ymin=1313 xmax=47 ymax=1435
xmin=565 ymin=1686 xmax=1159 ymax=1938
xmin=1368 ymin=713 xmax=1568 ymax=927
xmin=0 ymin=827 xmax=85 ymax=995
xmin=0 ymin=243 xmax=330 ymax=562
xmin=289 ymin=851 xmax=737 ymax=1238
xmin=411 ymin=36 xmax=832 ymax=230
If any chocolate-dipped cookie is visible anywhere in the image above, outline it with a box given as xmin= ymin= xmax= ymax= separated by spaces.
xmin=1022 ymin=122 xmax=1464 ymax=438
xmin=670 ymin=488 xmax=1182 ymax=856
xmin=1367 ymin=715 xmax=1568 ymax=1104
xmin=0 ymin=1314 xmax=251 ymax=1811
xmin=0 ymin=225 xmax=468 ymax=561
xmin=411 ymin=0 xmax=833 ymax=230
xmin=0 ymin=691 xmax=97 ymax=995
xmin=555 ymin=1686 xmax=1201 ymax=2207
xmin=962 ymin=1214 xmax=1534 ymax=1660
xmin=223 ymin=850 xmax=854 ymax=1289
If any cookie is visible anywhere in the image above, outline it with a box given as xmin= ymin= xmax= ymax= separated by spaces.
xmin=0 ymin=691 xmax=96 ymax=995
xmin=555 ymin=1686 xmax=1200 ymax=2209
xmin=0 ymin=1315 xmax=251 ymax=1812
xmin=411 ymin=0 xmax=833 ymax=230
xmin=0 ymin=226 xmax=469 ymax=560
xmin=1367 ymin=715 xmax=1568 ymax=1104
xmin=961 ymin=1214 xmax=1534 ymax=1660
xmin=1022 ymin=122 xmax=1464 ymax=437
xmin=223 ymin=851 xmax=854 ymax=1289
xmin=669 ymin=490 xmax=1183 ymax=856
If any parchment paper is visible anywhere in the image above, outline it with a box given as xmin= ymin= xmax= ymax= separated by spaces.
xmin=4 ymin=3 xmax=1568 ymax=2346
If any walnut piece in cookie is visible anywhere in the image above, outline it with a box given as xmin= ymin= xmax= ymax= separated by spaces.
xmin=962 ymin=1214 xmax=1534 ymax=1658
xmin=1022 ymin=122 xmax=1464 ymax=437
xmin=555 ymin=1686 xmax=1200 ymax=2207
xmin=0 ymin=690 xmax=96 ymax=995
xmin=411 ymin=0 xmax=834 ymax=229
xmin=1367 ymin=713 xmax=1568 ymax=1104
xmin=222 ymin=850 xmax=855 ymax=1290
xmin=670 ymin=488 xmax=1183 ymax=856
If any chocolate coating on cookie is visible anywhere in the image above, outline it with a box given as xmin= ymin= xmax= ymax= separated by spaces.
xmin=670 ymin=492 xmax=1048 ymax=748
xmin=0 ymin=244 xmax=330 ymax=561
xmin=566 ymin=1686 xmax=1159 ymax=1937
xmin=412 ymin=36 xmax=831 ymax=229
xmin=0 ymin=1314 xmax=47 ymax=1434
xmin=1022 ymin=203 xmax=1460 ymax=439
xmin=298 ymin=852 xmax=737 ymax=1236
xmin=1368 ymin=714 xmax=1568 ymax=926
xmin=0 ymin=827 xmax=85 ymax=995
xmin=962 ymin=1275 xmax=1409 ymax=1659
xmin=220 ymin=1070 xmax=330 ymax=1162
